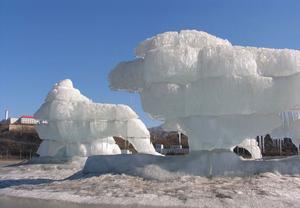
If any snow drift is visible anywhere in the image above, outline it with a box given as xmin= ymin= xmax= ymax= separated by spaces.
xmin=109 ymin=30 xmax=300 ymax=150
xmin=34 ymin=79 xmax=158 ymax=157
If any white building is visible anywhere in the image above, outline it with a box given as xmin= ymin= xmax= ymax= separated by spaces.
xmin=0 ymin=110 xmax=37 ymax=125
xmin=19 ymin=116 xmax=38 ymax=125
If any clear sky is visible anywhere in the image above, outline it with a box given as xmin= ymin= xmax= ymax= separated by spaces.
xmin=1 ymin=0 xmax=300 ymax=127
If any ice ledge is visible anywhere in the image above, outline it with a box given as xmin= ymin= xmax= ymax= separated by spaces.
xmin=83 ymin=151 xmax=300 ymax=178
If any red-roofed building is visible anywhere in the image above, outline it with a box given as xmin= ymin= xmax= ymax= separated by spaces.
xmin=20 ymin=115 xmax=34 ymax=119
xmin=19 ymin=116 xmax=37 ymax=125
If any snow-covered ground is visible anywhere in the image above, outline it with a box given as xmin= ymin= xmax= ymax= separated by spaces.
xmin=0 ymin=157 xmax=300 ymax=208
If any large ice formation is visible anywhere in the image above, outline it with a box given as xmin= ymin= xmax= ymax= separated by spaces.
xmin=109 ymin=30 xmax=300 ymax=151
xmin=34 ymin=79 xmax=158 ymax=157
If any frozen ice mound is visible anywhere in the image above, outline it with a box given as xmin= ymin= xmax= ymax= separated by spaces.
xmin=83 ymin=150 xmax=300 ymax=177
xmin=109 ymin=30 xmax=300 ymax=150
xmin=34 ymin=79 xmax=159 ymax=157
xmin=234 ymin=138 xmax=262 ymax=160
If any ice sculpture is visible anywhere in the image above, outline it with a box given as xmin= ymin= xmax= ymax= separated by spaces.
xmin=34 ymin=79 xmax=158 ymax=157
xmin=109 ymin=30 xmax=300 ymax=151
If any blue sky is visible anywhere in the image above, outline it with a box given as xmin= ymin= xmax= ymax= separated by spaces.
xmin=1 ymin=0 xmax=300 ymax=127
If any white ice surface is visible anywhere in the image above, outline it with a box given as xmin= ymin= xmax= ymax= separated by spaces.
xmin=109 ymin=30 xmax=300 ymax=150
xmin=1 ymin=157 xmax=300 ymax=208
xmin=34 ymin=79 xmax=158 ymax=157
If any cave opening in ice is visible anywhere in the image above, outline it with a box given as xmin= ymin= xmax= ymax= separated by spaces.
xmin=109 ymin=30 xmax=300 ymax=155
xmin=34 ymin=79 xmax=159 ymax=157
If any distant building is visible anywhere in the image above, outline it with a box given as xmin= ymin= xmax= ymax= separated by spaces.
xmin=150 ymin=127 xmax=189 ymax=155
xmin=19 ymin=116 xmax=38 ymax=125
xmin=1 ymin=117 xmax=18 ymax=125
xmin=0 ymin=110 xmax=38 ymax=126
xmin=154 ymin=140 xmax=188 ymax=155
xmin=0 ymin=111 xmax=38 ymax=135
xmin=0 ymin=111 xmax=41 ymax=159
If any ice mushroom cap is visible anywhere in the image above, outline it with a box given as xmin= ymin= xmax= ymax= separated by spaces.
xmin=110 ymin=29 xmax=300 ymax=117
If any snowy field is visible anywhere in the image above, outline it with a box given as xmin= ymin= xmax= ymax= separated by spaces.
xmin=1 ymin=157 xmax=300 ymax=208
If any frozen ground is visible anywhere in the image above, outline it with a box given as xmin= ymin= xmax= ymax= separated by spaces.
xmin=0 ymin=157 xmax=300 ymax=208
